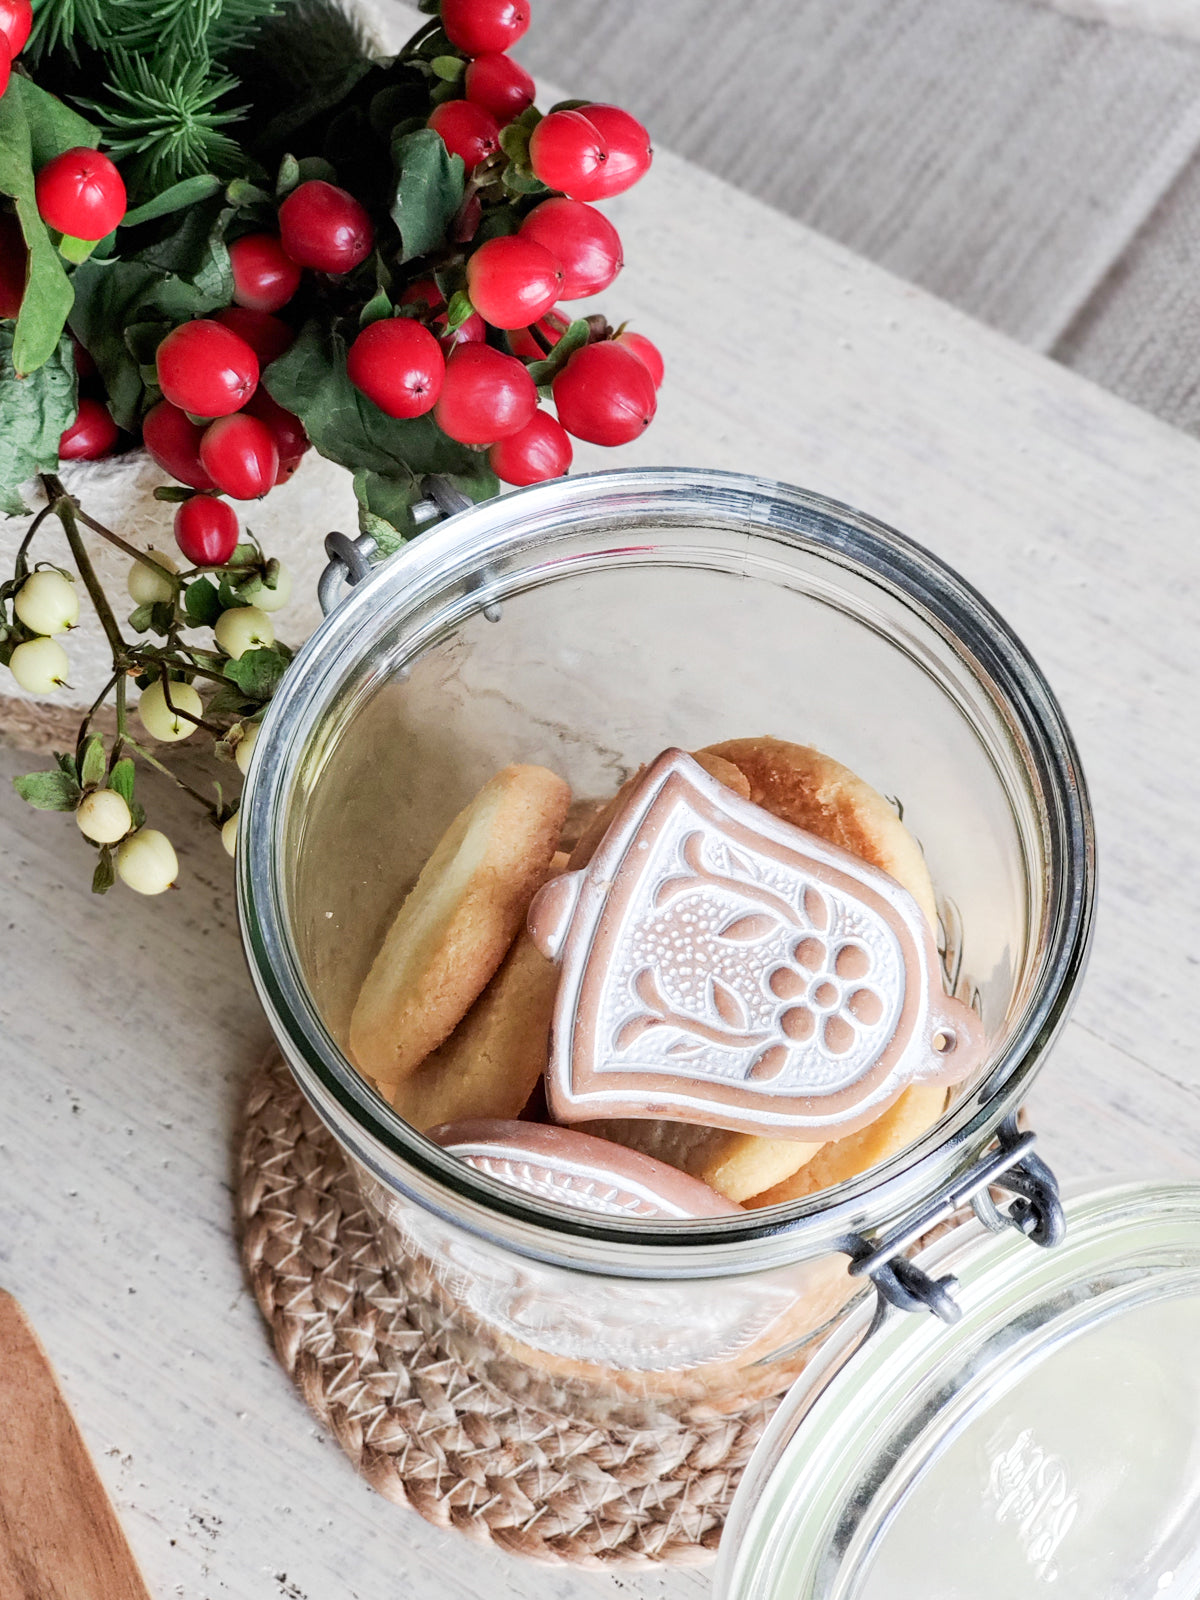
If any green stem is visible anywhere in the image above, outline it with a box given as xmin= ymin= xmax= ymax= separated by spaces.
xmin=110 ymin=675 xmax=128 ymax=770
xmin=67 ymin=496 xmax=180 ymax=585
xmin=134 ymin=647 xmax=230 ymax=688
xmin=13 ymin=500 xmax=58 ymax=579
xmin=75 ymin=670 xmax=121 ymax=763
xmin=123 ymin=735 xmax=219 ymax=817
xmin=41 ymin=476 xmax=131 ymax=665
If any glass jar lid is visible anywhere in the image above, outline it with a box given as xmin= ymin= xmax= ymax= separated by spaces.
xmin=717 ymin=1181 xmax=1200 ymax=1600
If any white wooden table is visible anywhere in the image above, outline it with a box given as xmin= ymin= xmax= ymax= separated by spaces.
xmin=3 ymin=78 xmax=1200 ymax=1600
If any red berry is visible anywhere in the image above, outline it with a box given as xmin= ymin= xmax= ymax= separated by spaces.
xmin=616 ymin=329 xmax=664 ymax=388
xmin=346 ymin=317 xmax=445 ymax=419
xmin=35 ymin=147 xmax=126 ymax=241
xmin=465 ymin=52 xmax=535 ymax=121
xmin=198 ymin=413 xmax=279 ymax=499
xmin=435 ymin=343 xmax=536 ymax=445
xmin=488 ymin=410 xmax=572 ymax=485
xmin=520 ymin=198 xmax=622 ymax=300
xmin=0 ymin=209 xmax=27 ymax=319
xmin=399 ymin=279 xmax=445 ymax=313
xmin=507 ymin=308 xmax=569 ymax=361
xmin=552 ymin=341 xmax=657 ymax=445
xmin=0 ymin=34 xmax=11 ymax=99
xmin=156 ymin=320 xmax=259 ymax=418
xmin=0 ymin=0 xmax=32 ymax=54
xmin=174 ymin=496 xmax=240 ymax=567
xmin=245 ymin=389 xmax=309 ymax=482
xmin=528 ymin=110 xmax=609 ymax=201
xmin=212 ymin=306 xmax=294 ymax=368
xmin=278 ymin=181 xmax=373 ymax=275
xmin=580 ymin=105 xmax=652 ymax=197
xmin=142 ymin=400 xmax=216 ymax=490
xmin=229 ymin=233 xmax=302 ymax=313
xmin=58 ymin=397 xmax=118 ymax=461
xmin=466 ymin=235 xmax=562 ymax=329
xmin=441 ymin=0 xmax=529 ymax=55
xmin=433 ymin=308 xmax=486 ymax=351
xmin=427 ymin=100 xmax=501 ymax=171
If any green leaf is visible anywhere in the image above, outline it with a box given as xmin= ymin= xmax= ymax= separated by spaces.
xmin=499 ymin=120 xmax=532 ymax=167
xmin=265 ymin=320 xmax=499 ymax=538
xmin=122 ymin=174 xmax=224 ymax=227
xmin=430 ymin=55 xmax=465 ymax=82
xmin=501 ymin=165 xmax=548 ymax=196
xmin=359 ymin=288 xmax=393 ymax=328
xmin=79 ymin=735 xmax=106 ymax=789
xmin=0 ymin=78 xmax=100 ymax=375
xmin=0 ymin=327 xmax=77 ymax=515
xmin=57 ymin=234 xmax=100 ymax=265
xmin=68 ymin=205 xmax=234 ymax=430
xmin=389 ymin=128 xmax=465 ymax=265
xmin=275 ymin=153 xmax=301 ymax=196
xmin=109 ymin=757 xmax=136 ymax=804
xmin=443 ymin=289 xmax=473 ymax=331
xmin=296 ymin=156 xmax=339 ymax=185
xmin=92 ymin=846 xmax=115 ymax=895
xmin=223 ymin=646 xmax=289 ymax=700
xmin=203 ymin=679 xmax=253 ymax=717
xmin=226 ymin=178 xmax=274 ymax=210
xmin=54 ymin=751 xmax=79 ymax=780
xmin=184 ymin=577 xmax=223 ymax=627
xmin=13 ymin=769 xmax=81 ymax=811
xmin=525 ymin=318 xmax=591 ymax=386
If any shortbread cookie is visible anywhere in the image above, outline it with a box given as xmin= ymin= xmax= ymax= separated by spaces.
xmin=349 ymin=765 xmax=571 ymax=1087
xmin=568 ymin=750 xmax=751 ymax=869
xmin=701 ymin=737 xmax=938 ymax=928
xmin=581 ymin=1118 xmax=822 ymax=1204
xmin=388 ymin=858 xmax=569 ymax=1131
xmin=744 ymin=1084 xmax=948 ymax=1207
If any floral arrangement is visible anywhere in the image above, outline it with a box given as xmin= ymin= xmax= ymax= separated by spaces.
xmin=0 ymin=0 xmax=660 ymax=895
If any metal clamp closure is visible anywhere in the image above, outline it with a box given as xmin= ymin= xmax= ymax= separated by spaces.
xmin=316 ymin=477 xmax=475 ymax=615
xmin=842 ymin=1114 xmax=1065 ymax=1325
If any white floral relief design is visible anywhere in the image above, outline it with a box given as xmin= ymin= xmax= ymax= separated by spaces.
xmin=453 ymin=1148 xmax=699 ymax=1220
xmin=598 ymin=808 xmax=905 ymax=1097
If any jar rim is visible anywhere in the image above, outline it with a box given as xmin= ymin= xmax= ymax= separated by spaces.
xmin=237 ymin=466 xmax=1095 ymax=1277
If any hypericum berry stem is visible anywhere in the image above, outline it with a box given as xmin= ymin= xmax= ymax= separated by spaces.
xmin=42 ymin=478 xmax=130 ymax=665
xmin=123 ymin=736 xmax=222 ymax=819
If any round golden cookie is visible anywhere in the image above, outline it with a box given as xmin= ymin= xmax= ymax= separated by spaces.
xmin=349 ymin=765 xmax=571 ymax=1089
xmin=744 ymin=1084 xmax=948 ymax=1208
xmin=700 ymin=737 xmax=938 ymax=929
xmin=388 ymin=857 xmax=569 ymax=1132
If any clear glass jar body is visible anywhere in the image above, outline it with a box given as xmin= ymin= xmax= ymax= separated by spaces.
xmin=238 ymin=469 xmax=1093 ymax=1429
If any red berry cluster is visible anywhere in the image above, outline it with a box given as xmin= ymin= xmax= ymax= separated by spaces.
xmin=141 ymin=187 xmax=370 ymax=564
xmin=340 ymin=0 xmax=662 ymax=487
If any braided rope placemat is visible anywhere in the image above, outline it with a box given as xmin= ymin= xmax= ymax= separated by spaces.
xmin=237 ymin=1053 xmax=778 ymax=1566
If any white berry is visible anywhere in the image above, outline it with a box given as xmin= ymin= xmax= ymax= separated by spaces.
xmin=215 ymin=605 xmax=274 ymax=659
xmin=116 ymin=829 xmax=178 ymax=895
xmin=235 ymin=721 xmax=259 ymax=775
xmin=127 ymin=551 xmax=178 ymax=606
xmin=76 ymin=789 xmax=133 ymax=844
xmin=221 ymin=814 xmax=239 ymax=856
xmin=14 ymin=570 xmax=79 ymax=635
xmin=137 ymin=678 xmax=203 ymax=742
xmin=9 ymin=636 xmax=70 ymax=693
xmin=250 ymin=563 xmax=292 ymax=614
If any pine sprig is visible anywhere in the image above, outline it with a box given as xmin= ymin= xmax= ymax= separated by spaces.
xmin=26 ymin=0 xmax=108 ymax=61
xmin=109 ymin=0 xmax=282 ymax=60
xmin=80 ymin=48 xmax=250 ymax=196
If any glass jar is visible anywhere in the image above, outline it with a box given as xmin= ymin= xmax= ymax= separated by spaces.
xmin=237 ymin=467 xmax=1093 ymax=1432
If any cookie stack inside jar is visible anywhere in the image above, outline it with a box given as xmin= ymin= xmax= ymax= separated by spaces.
xmin=326 ymin=731 xmax=983 ymax=1424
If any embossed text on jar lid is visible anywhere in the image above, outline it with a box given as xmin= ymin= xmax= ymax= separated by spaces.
xmin=716 ymin=1181 xmax=1200 ymax=1600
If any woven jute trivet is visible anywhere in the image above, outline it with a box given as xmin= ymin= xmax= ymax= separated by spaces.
xmin=237 ymin=1053 xmax=779 ymax=1566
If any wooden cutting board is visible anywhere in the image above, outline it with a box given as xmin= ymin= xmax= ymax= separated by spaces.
xmin=0 ymin=1291 xmax=152 ymax=1600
